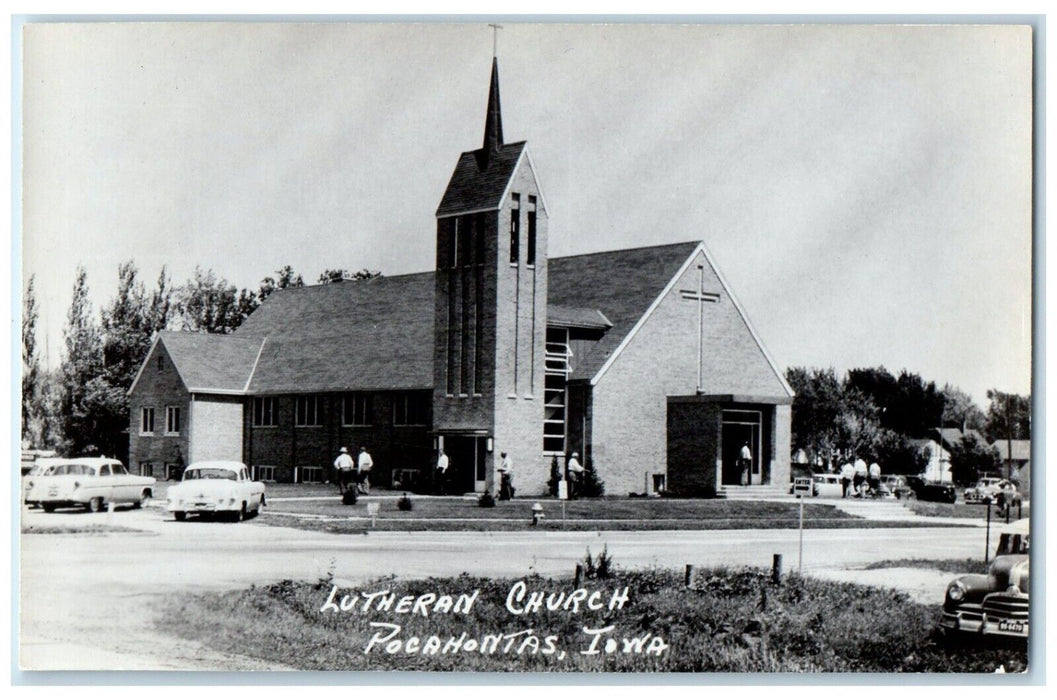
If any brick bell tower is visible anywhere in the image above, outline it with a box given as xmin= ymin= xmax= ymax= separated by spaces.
xmin=433 ymin=56 xmax=548 ymax=494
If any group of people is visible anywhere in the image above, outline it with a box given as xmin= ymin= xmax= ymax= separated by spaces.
xmin=332 ymin=446 xmax=374 ymax=495
xmin=333 ymin=445 xmax=587 ymax=500
xmin=837 ymin=456 xmax=882 ymax=498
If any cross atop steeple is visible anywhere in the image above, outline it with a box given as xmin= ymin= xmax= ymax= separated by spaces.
xmin=489 ymin=23 xmax=503 ymax=57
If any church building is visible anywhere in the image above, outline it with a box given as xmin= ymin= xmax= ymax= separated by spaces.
xmin=127 ymin=58 xmax=794 ymax=497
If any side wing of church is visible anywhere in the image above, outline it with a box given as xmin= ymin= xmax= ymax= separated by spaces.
xmin=128 ymin=57 xmax=793 ymax=497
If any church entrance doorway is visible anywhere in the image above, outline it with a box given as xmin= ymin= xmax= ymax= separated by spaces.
xmin=441 ymin=435 xmax=488 ymax=494
xmin=721 ymin=410 xmax=762 ymax=486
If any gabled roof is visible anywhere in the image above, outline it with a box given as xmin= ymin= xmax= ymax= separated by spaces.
xmin=547 ymin=304 xmax=612 ymax=331
xmin=992 ymin=439 xmax=1031 ymax=462
xmin=934 ymin=427 xmax=987 ymax=449
xmin=436 ymin=141 xmax=527 ymax=216
xmin=153 ymin=331 xmax=264 ymax=393
xmin=548 ymin=241 xmax=702 ymax=381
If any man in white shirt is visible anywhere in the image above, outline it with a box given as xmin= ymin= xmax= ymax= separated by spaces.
xmin=357 ymin=446 xmax=374 ymax=495
xmin=853 ymin=457 xmax=868 ymax=497
xmin=435 ymin=449 xmax=449 ymax=495
xmin=868 ymin=461 xmax=882 ymax=494
xmin=739 ymin=442 xmax=753 ymax=486
xmin=840 ymin=461 xmax=854 ymax=498
xmin=333 ymin=447 xmax=355 ymax=495
xmin=567 ymin=452 xmax=584 ymax=499
xmin=497 ymin=452 xmax=515 ymax=500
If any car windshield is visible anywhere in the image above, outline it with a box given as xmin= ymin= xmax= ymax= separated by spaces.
xmin=997 ymin=532 xmax=1030 ymax=555
xmin=184 ymin=468 xmax=237 ymax=481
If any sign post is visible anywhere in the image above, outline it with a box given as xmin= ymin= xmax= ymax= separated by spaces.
xmin=797 ymin=494 xmax=804 ymax=573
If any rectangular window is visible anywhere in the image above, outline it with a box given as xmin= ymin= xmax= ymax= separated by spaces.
xmin=474 ymin=213 xmax=485 ymax=267
xmin=393 ymin=392 xmax=428 ymax=426
xmin=509 ymin=193 xmax=520 ymax=264
xmin=165 ymin=406 xmax=181 ymax=435
xmin=296 ymin=395 xmax=321 ymax=427
xmin=527 ymin=195 xmax=537 ymax=266
xmin=342 ymin=393 xmax=373 ymax=426
xmin=252 ymin=397 xmax=278 ymax=427
xmin=543 ymin=328 xmax=571 ymax=454
xmin=458 ymin=217 xmax=471 ymax=268
xmin=447 ymin=218 xmax=458 ymax=269
xmin=140 ymin=407 xmax=155 ymax=435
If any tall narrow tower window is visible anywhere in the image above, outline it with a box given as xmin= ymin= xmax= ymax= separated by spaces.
xmin=509 ymin=193 xmax=520 ymax=264
xmin=527 ymin=195 xmax=537 ymax=267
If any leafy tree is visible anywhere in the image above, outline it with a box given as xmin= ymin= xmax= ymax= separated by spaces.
xmin=318 ymin=268 xmax=382 ymax=284
xmin=940 ymin=384 xmax=986 ymax=432
xmin=869 ymin=428 xmax=930 ymax=476
xmin=60 ymin=266 xmax=104 ymax=455
xmin=786 ymin=367 xmax=846 ymax=466
xmin=984 ymin=390 xmax=1031 ymax=443
xmin=257 ymin=265 xmax=304 ymax=302
xmin=177 ymin=267 xmax=252 ymax=334
xmin=834 ymin=386 xmax=881 ymax=460
xmin=22 ymin=276 xmax=42 ymax=446
xmin=948 ymin=434 xmax=1000 ymax=486
xmin=579 ymin=456 xmax=605 ymax=497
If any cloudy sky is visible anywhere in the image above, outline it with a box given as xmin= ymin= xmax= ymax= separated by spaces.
xmin=20 ymin=21 xmax=1033 ymax=404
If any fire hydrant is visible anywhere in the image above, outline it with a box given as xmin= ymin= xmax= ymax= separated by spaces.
xmin=531 ymin=502 xmax=545 ymax=526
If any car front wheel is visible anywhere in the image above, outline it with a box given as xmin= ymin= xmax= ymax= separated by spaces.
xmin=87 ymin=497 xmax=104 ymax=513
xmin=173 ymin=511 xmax=186 ymax=522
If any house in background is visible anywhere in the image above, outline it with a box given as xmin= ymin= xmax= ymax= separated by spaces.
xmin=992 ymin=439 xmax=1031 ymax=496
xmin=127 ymin=58 xmax=794 ymax=497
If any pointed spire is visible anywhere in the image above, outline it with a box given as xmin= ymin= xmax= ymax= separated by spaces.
xmin=477 ymin=58 xmax=504 ymax=168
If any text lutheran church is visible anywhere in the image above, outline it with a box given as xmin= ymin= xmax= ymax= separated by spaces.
xmin=127 ymin=57 xmax=794 ymax=497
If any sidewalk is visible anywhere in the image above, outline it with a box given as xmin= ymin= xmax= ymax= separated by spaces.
xmin=827 ymin=498 xmax=985 ymax=526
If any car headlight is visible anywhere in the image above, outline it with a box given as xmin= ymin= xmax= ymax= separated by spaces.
xmin=947 ymin=582 xmax=965 ymax=602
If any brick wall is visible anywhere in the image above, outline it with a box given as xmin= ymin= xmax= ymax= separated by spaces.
xmin=591 ymin=249 xmax=791 ymax=496
xmin=493 ymin=156 xmax=549 ymax=494
xmin=666 ymin=400 xmax=721 ymax=496
xmin=128 ymin=341 xmax=189 ymax=477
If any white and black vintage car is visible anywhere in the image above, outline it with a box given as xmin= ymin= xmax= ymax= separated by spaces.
xmin=940 ymin=518 xmax=1029 ymax=641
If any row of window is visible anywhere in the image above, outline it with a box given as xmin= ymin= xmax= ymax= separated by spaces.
xmin=140 ymin=406 xmax=181 ymax=436
xmin=252 ymin=392 xmax=429 ymax=428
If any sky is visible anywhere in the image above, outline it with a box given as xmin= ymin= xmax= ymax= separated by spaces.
xmin=19 ymin=21 xmax=1033 ymax=406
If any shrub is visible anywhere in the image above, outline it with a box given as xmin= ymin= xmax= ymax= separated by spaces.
xmin=478 ymin=492 xmax=496 ymax=508
xmin=547 ymin=455 xmax=561 ymax=496
xmin=397 ymin=493 xmax=413 ymax=511
xmin=580 ymin=457 xmax=605 ymax=497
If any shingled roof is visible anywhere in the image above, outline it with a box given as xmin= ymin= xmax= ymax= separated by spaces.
xmin=150 ymin=242 xmax=701 ymax=394
xmin=435 ymin=141 xmax=527 ymax=216
xmin=236 ymin=273 xmax=435 ymax=393
xmin=154 ymin=331 xmax=263 ymax=393
xmin=549 ymin=241 xmax=701 ymax=381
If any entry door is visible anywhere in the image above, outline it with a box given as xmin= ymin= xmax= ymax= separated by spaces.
xmin=721 ymin=410 xmax=762 ymax=485
xmin=443 ymin=436 xmax=489 ymax=494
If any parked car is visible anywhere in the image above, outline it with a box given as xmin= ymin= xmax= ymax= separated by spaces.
xmin=904 ymin=475 xmax=957 ymax=503
xmin=964 ymin=477 xmax=1022 ymax=506
xmin=166 ymin=461 xmax=265 ymax=522
xmin=26 ymin=457 xmax=155 ymax=512
xmin=879 ymin=475 xmax=914 ymax=500
xmin=22 ymin=458 xmax=64 ymax=508
xmin=940 ymin=518 xmax=1029 ymax=641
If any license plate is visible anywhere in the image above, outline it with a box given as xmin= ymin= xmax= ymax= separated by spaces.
xmin=996 ymin=619 xmax=1027 ymax=634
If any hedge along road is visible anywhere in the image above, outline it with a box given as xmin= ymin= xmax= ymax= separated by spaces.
xmin=19 ymin=507 xmax=992 ymax=670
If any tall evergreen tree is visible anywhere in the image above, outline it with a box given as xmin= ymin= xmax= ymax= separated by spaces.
xmin=22 ymin=275 xmax=42 ymax=446
xmin=61 ymin=266 xmax=104 ymax=455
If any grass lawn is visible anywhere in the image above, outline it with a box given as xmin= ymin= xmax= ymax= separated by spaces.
xmin=908 ymin=501 xmax=1029 ymax=522
xmin=864 ymin=558 xmax=990 ymax=574
xmin=159 ymin=567 xmax=1027 ymax=672
xmin=255 ymin=497 xmax=958 ymax=532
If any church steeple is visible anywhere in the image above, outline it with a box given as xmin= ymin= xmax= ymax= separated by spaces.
xmin=477 ymin=58 xmax=504 ymax=168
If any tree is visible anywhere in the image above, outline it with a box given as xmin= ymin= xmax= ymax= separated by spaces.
xmin=870 ymin=428 xmax=930 ymax=476
xmin=835 ymin=386 xmax=881 ymax=460
xmin=940 ymin=384 xmax=986 ymax=432
xmin=984 ymin=390 xmax=1031 ymax=443
xmin=177 ymin=267 xmax=252 ymax=334
xmin=257 ymin=265 xmax=304 ymax=302
xmin=22 ymin=276 xmax=43 ymax=446
xmin=318 ymin=268 xmax=382 ymax=284
xmin=60 ymin=266 xmax=104 ymax=455
xmin=580 ymin=456 xmax=605 ymax=497
xmin=948 ymin=434 xmax=1000 ymax=486
xmin=786 ymin=367 xmax=847 ymax=466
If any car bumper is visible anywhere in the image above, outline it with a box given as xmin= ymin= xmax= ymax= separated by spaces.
xmin=167 ymin=501 xmax=240 ymax=513
xmin=941 ymin=611 xmax=1029 ymax=639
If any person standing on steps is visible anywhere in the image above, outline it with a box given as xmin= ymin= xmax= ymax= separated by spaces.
xmin=356 ymin=446 xmax=374 ymax=495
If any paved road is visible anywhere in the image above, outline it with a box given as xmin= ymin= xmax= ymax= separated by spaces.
xmin=18 ymin=504 xmax=997 ymax=671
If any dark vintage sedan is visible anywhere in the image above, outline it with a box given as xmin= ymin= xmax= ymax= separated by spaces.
xmin=940 ymin=519 xmax=1029 ymax=641
xmin=904 ymin=476 xmax=957 ymax=503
